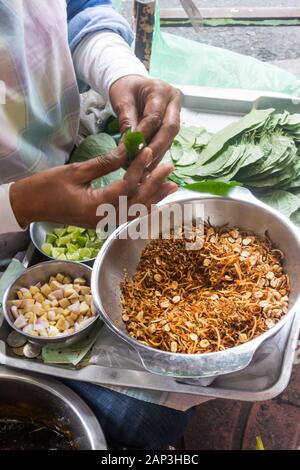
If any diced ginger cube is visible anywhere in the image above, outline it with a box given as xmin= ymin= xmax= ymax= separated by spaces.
xmin=34 ymin=292 xmax=45 ymax=304
xmin=59 ymin=298 xmax=70 ymax=309
xmin=84 ymin=295 xmax=92 ymax=306
xmin=62 ymin=276 xmax=72 ymax=285
xmin=63 ymin=309 xmax=70 ymax=317
xmin=56 ymin=273 xmax=65 ymax=283
xmin=29 ymin=286 xmax=40 ymax=296
xmin=41 ymin=284 xmax=51 ymax=297
xmin=80 ymin=286 xmax=91 ymax=295
xmin=17 ymin=291 xmax=23 ymax=300
xmin=26 ymin=312 xmax=36 ymax=324
xmin=79 ymin=302 xmax=89 ymax=315
xmin=22 ymin=299 xmax=35 ymax=312
xmin=50 ymin=280 xmax=61 ymax=291
xmin=66 ymin=316 xmax=75 ymax=327
xmin=70 ymin=312 xmax=79 ymax=321
xmin=56 ymin=318 xmax=69 ymax=331
xmin=32 ymin=305 xmax=44 ymax=316
xmin=23 ymin=291 xmax=33 ymax=300
xmin=64 ymin=287 xmax=76 ymax=298
xmin=74 ymin=277 xmax=86 ymax=285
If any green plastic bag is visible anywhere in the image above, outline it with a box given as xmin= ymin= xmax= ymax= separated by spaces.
xmin=150 ymin=9 xmax=300 ymax=96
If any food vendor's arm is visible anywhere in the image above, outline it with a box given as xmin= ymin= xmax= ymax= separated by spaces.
xmin=7 ymin=148 xmax=176 ymax=232
xmin=68 ymin=0 xmax=181 ymax=169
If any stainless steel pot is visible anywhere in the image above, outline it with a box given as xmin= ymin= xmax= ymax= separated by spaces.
xmin=0 ymin=367 xmax=106 ymax=449
xmin=2 ymin=260 xmax=101 ymax=346
xmin=91 ymin=189 xmax=300 ymax=378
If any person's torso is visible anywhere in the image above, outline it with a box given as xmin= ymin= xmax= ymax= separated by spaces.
xmin=0 ymin=0 xmax=80 ymax=184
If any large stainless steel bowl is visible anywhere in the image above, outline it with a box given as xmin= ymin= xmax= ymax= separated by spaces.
xmin=91 ymin=189 xmax=300 ymax=378
xmin=0 ymin=367 xmax=106 ymax=449
xmin=2 ymin=260 xmax=101 ymax=346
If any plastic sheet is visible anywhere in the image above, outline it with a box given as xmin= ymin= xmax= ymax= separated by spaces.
xmin=149 ymin=9 xmax=300 ymax=95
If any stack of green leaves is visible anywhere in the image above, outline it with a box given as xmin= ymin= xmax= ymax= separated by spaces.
xmin=163 ymin=109 xmax=300 ymax=224
xmin=69 ymin=110 xmax=300 ymax=224
xmin=42 ymin=226 xmax=105 ymax=261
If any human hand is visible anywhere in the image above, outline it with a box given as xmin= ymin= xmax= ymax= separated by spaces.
xmin=10 ymin=146 xmax=177 ymax=229
xmin=110 ymin=76 xmax=181 ymax=170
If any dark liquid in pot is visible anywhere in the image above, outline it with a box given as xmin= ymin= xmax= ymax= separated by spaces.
xmin=0 ymin=418 xmax=75 ymax=450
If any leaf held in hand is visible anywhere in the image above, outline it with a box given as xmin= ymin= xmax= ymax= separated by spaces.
xmin=123 ymin=129 xmax=145 ymax=164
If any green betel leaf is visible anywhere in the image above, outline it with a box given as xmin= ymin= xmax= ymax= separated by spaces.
xmin=184 ymin=180 xmax=242 ymax=196
xmin=258 ymin=190 xmax=300 ymax=218
xmin=123 ymin=129 xmax=145 ymax=164
xmin=193 ymin=108 xmax=275 ymax=166
xmin=70 ymin=133 xmax=117 ymax=163
xmin=69 ymin=132 xmax=124 ymax=189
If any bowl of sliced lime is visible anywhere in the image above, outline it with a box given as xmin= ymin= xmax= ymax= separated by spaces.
xmin=30 ymin=222 xmax=105 ymax=264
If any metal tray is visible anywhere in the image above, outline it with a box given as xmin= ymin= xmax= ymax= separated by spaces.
xmin=1 ymin=86 xmax=299 ymax=401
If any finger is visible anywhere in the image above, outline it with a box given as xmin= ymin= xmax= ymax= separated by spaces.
xmin=136 ymin=88 xmax=170 ymax=142
xmin=115 ymin=98 xmax=139 ymax=134
xmin=71 ymin=144 xmax=127 ymax=184
xmin=146 ymin=93 xmax=181 ymax=172
xmin=147 ymin=182 xmax=178 ymax=206
xmin=96 ymin=147 xmax=153 ymax=206
xmin=124 ymin=147 xmax=153 ymax=189
xmin=127 ymin=182 xmax=177 ymax=220
xmin=134 ymin=163 xmax=174 ymax=202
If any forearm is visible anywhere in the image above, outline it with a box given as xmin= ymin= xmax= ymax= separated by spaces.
xmin=73 ymin=31 xmax=148 ymax=100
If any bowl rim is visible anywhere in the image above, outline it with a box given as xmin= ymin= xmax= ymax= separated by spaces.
xmin=91 ymin=194 xmax=300 ymax=359
xmin=2 ymin=260 xmax=100 ymax=344
xmin=30 ymin=222 xmax=97 ymax=264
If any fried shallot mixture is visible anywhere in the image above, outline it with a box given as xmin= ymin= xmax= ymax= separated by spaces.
xmin=121 ymin=224 xmax=290 ymax=354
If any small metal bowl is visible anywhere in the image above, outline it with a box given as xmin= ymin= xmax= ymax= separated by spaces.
xmin=30 ymin=222 xmax=96 ymax=265
xmin=2 ymin=260 xmax=101 ymax=346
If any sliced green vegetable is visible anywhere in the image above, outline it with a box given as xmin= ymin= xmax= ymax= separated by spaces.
xmin=46 ymin=234 xmax=57 ymax=245
xmin=42 ymin=226 xmax=106 ymax=261
xmin=41 ymin=243 xmax=52 ymax=257
xmin=53 ymin=228 xmax=66 ymax=238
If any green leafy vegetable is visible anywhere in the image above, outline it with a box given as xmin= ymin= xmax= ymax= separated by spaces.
xmin=184 ymin=180 xmax=242 ymax=196
xmin=258 ymin=190 xmax=300 ymax=218
xmin=70 ymin=133 xmax=117 ymax=163
xmin=70 ymin=132 xmax=125 ymax=189
xmin=163 ymin=108 xmax=300 ymax=220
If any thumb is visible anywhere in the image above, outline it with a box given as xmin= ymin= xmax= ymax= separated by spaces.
xmin=72 ymin=144 xmax=127 ymax=184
